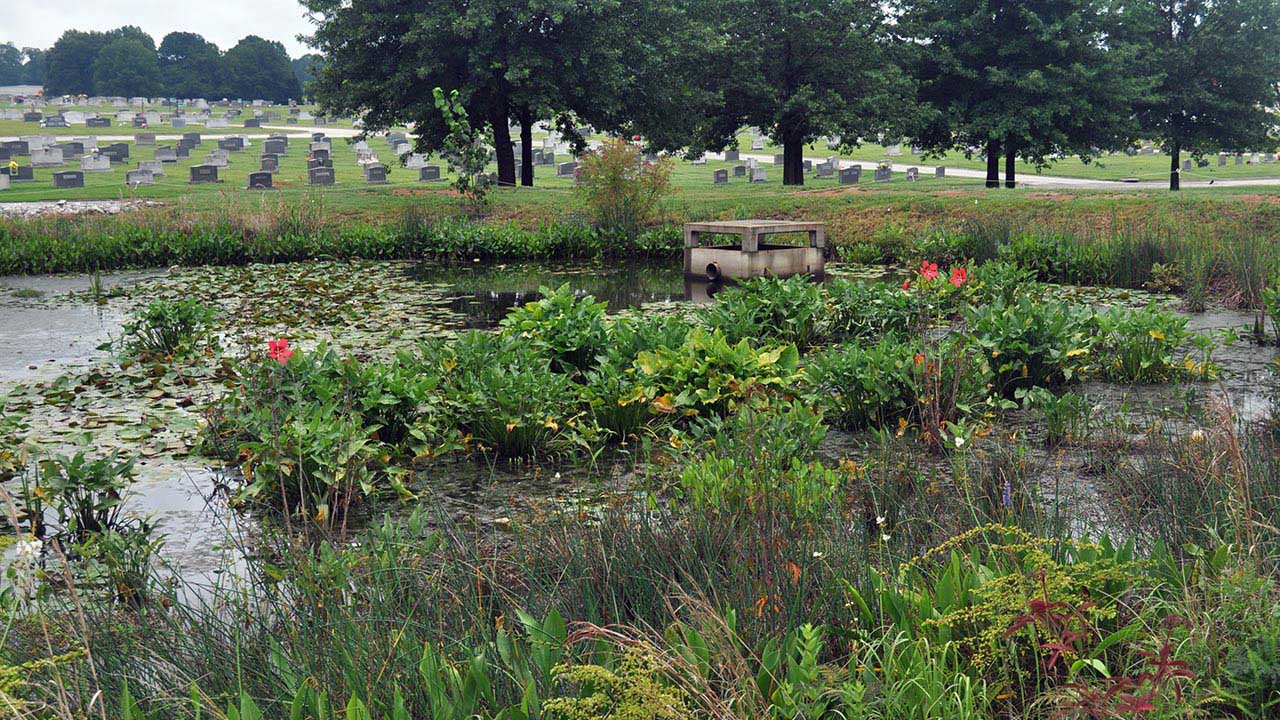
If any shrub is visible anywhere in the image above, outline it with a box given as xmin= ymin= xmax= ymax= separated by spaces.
xmin=701 ymin=275 xmax=826 ymax=349
xmin=576 ymin=138 xmax=674 ymax=238
xmin=499 ymin=283 xmax=610 ymax=372
xmin=544 ymin=645 xmax=689 ymax=720
xmin=967 ymin=296 xmax=1092 ymax=395
xmin=629 ymin=328 xmax=801 ymax=420
xmin=823 ymin=278 xmax=917 ymax=341
xmin=426 ymin=332 xmax=599 ymax=458
xmin=120 ymin=299 xmax=218 ymax=357
xmin=1091 ymin=304 xmax=1190 ymax=383
xmin=805 ymin=338 xmax=918 ymax=430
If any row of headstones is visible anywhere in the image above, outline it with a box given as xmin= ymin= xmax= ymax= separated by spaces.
xmin=712 ymin=163 xmax=946 ymax=185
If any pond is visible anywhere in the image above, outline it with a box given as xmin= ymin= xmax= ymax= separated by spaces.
xmin=1 ymin=258 xmax=1276 ymax=582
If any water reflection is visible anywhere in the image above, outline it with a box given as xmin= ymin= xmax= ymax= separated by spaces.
xmin=411 ymin=259 xmax=691 ymax=327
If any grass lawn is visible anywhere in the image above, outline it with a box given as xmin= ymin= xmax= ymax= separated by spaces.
xmin=732 ymin=133 xmax=1280 ymax=182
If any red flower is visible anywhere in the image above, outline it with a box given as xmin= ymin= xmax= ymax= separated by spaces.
xmin=901 ymin=279 xmax=911 ymax=291
xmin=268 ymin=338 xmax=294 ymax=364
xmin=920 ymin=260 xmax=939 ymax=281
xmin=950 ymin=267 xmax=968 ymax=287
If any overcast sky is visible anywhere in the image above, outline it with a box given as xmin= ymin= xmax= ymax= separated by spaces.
xmin=4 ymin=0 xmax=314 ymax=57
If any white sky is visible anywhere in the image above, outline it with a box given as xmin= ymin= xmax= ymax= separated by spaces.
xmin=3 ymin=0 xmax=314 ymax=57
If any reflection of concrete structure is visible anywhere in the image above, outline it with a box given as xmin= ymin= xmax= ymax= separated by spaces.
xmin=683 ymin=220 xmax=825 ymax=281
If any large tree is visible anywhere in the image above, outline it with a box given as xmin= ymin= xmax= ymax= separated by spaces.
xmin=291 ymin=54 xmax=324 ymax=98
xmin=902 ymin=0 xmax=1143 ymax=188
xmin=0 ymin=43 xmax=23 ymax=85
xmin=223 ymin=36 xmax=301 ymax=102
xmin=44 ymin=30 xmax=110 ymax=95
xmin=303 ymin=0 xmax=611 ymax=188
xmin=92 ymin=38 xmax=162 ymax=97
xmin=1119 ymin=0 xmax=1280 ymax=190
xmin=683 ymin=0 xmax=908 ymax=186
xmin=20 ymin=47 xmax=47 ymax=85
xmin=159 ymin=32 xmax=225 ymax=99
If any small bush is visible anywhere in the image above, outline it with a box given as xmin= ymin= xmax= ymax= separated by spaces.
xmin=1092 ymin=304 xmax=1189 ymax=383
xmin=121 ymin=299 xmax=218 ymax=357
xmin=701 ymin=275 xmax=826 ymax=349
xmin=967 ymin=296 xmax=1092 ymax=395
xmin=499 ymin=284 xmax=610 ymax=372
xmin=576 ymin=138 xmax=674 ymax=238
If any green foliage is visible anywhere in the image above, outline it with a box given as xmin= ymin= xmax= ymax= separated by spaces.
xmin=823 ymin=278 xmax=917 ymax=342
xmin=121 ymin=298 xmax=218 ymax=357
xmin=999 ymin=233 xmax=1111 ymax=286
xmin=427 ymin=332 xmax=599 ymax=458
xmin=583 ymin=315 xmax=691 ymax=441
xmin=1261 ymin=277 xmax=1280 ymax=345
xmin=1091 ymin=303 xmax=1190 ymax=383
xmin=967 ymin=296 xmax=1092 ymax=395
xmin=30 ymin=452 xmax=136 ymax=542
xmin=676 ymin=399 xmax=841 ymax=519
xmin=499 ymin=284 xmax=610 ymax=373
xmin=576 ymin=138 xmax=675 ymax=237
xmin=544 ymin=645 xmax=688 ymax=720
xmin=1221 ymin=618 xmax=1280 ymax=719
xmin=1018 ymin=387 xmax=1091 ymax=446
xmin=433 ymin=87 xmax=493 ymax=213
xmin=701 ymin=275 xmax=826 ymax=349
xmin=805 ymin=337 xmax=918 ymax=430
xmin=630 ymin=328 xmax=800 ymax=419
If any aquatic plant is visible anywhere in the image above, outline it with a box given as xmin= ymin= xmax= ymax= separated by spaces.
xmin=120 ymin=299 xmax=219 ymax=358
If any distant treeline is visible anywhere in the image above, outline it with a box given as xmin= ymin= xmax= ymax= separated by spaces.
xmin=0 ymin=27 xmax=322 ymax=103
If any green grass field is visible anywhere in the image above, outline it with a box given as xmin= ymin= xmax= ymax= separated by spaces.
xmin=731 ymin=134 xmax=1280 ymax=182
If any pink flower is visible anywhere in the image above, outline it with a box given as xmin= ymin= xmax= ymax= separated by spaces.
xmin=920 ymin=261 xmax=939 ymax=281
xmin=268 ymin=338 xmax=294 ymax=364
xmin=950 ymin=267 xmax=968 ymax=287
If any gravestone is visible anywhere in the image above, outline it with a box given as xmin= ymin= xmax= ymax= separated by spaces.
xmin=260 ymin=156 xmax=279 ymax=173
xmin=309 ymin=166 xmax=336 ymax=186
xmin=419 ymin=165 xmax=442 ymax=182
xmin=816 ymin=162 xmax=834 ymax=179
xmin=692 ymin=156 xmax=707 ymax=166
xmin=0 ymin=174 xmax=9 ymax=190
xmin=155 ymin=146 xmax=178 ymax=163
xmin=839 ymin=166 xmax=861 ymax=184
xmin=364 ymin=164 xmax=389 ymax=184
xmin=773 ymin=154 xmax=784 ymax=166
xmin=81 ymin=154 xmax=112 ymax=172
xmin=312 ymin=148 xmax=331 ymax=162
xmin=803 ymin=160 xmax=813 ymax=172
xmin=557 ymin=161 xmax=578 ymax=177
xmin=218 ymin=138 xmax=241 ymax=152
xmin=751 ymin=139 xmax=765 ymax=151
xmin=3 ymin=141 xmax=30 ymax=156
xmin=935 ymin=166 xmax=946 ymax=179
xmin=286 ymin=117 xmax=298 ymax=125
xmin=0 ymin=148 xmax=8 ymax=162
xmin=135 ymin=133 xmax=156 ymax=146
xmin=53 ymin=170 xmax=84 ymax=188
xmin=538 ymin=152 xmax=555 ymax=166
xmin=307 ymin=158 xmax=332 ymax=170
xmin=86 ymin=117 xmax=111 ymax=128
xmin=42 ymin=115 xmax=68 ymax=128
xmin=733 ymin=165 xmax=746 ymax=177
xmin=132 ymin=116 xmax=147 ymax=128
xmin=125 ymin=169 xmax=154 ymax=186
xmin=101 ymin=144 xmax=129 ymax=163
xmin=59 ymin=142 xmax=84 ymax=158
xmin=31 ymin=147 xmax=64 ymax=168
xmin=749 ymin=167 xmax=768 ymax=183
xmin=171 ymin=118 xmax=186 ymax=129
xmin=713 ymin=169 xmax=728 ymax=184
xmin=137 ymin=160 xmax=164 ymax=176
xmin=1235 ymin=154 xmax=1243 ymax=165
xmin=886 ymin=145 xmax=901 ymax=157
xmin=182 ymin=132 xmax=202 ymax=145
xmin=9 ymin=166 xmax=34 ymax=182
xmin=204 ymin=152 xmax=229 ymax=168
xmin=723 ymin=149 xmax=739 ymax=162
xmin=22 ymin=111 xmax=41 ymax=122
xmin=244 ymin=118 xmax=261 ymax=128
xmin=874 ymin=167 xmax=892 ymax=182
xmin=189 ymin=165 xmax=220 ymax=183
xmin=1218 ymin=154 xmax=1227 ymax=166
xmin=906 ymin=167 xmax=919 ymax=182
xmin=1182 ymin=159 xmax=1192 ymax=172
xmin=1266 ymin=154 xmax=1276 ymax=163
xmin=174 ymin=144 xmax=191 ymax=159
xmin=247 ymin=171 xmax=274 ymax=189
xmin=263 ymin=139 xmax=287 ymax=156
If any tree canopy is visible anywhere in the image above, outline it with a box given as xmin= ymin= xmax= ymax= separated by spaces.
xmin=92 ymin=38 xmax=162 ymax=97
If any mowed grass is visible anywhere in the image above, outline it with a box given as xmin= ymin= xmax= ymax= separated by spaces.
xmin=731 ymin=134 xmax=1280 ymax=182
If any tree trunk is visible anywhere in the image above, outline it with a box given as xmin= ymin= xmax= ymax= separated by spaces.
xmin=520 ymin=108 xmax=534 ymax=187
xmin=985 ymin=140 xmax=1001 ymax=188
xmin=490 ymin=111 xmax=516 ymax=187
xmin=783 ymin=136 xmax=805 ymax=186
xmin=1170 ymin=143 xmax=1180 ymax=191
xmin=1004 ymin=140 xmax=1016 ymax=189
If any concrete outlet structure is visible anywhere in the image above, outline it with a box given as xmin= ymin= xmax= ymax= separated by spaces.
xmin=683 ymin=220 xmax=826 ymax=282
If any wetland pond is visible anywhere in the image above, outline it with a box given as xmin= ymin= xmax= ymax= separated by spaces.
xmin=1 ymin=258 xmax=1276 ymax=581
